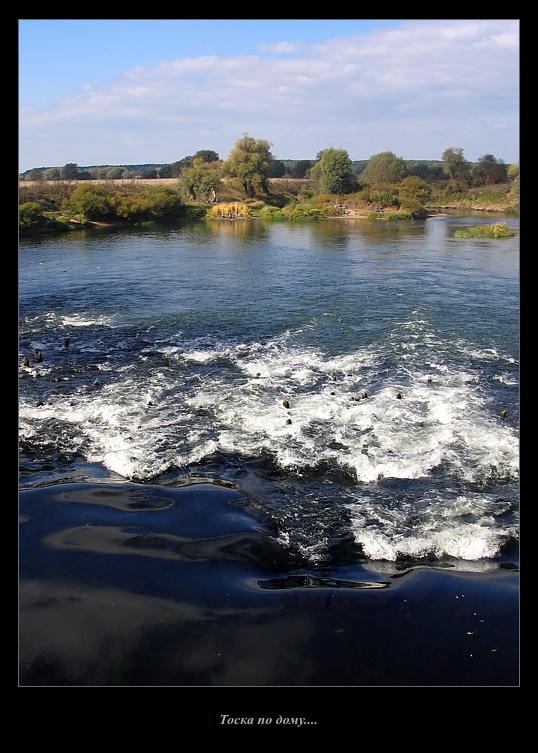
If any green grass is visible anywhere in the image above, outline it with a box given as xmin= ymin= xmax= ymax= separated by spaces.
xmin=454 ymin=222 xmax=517 ymax=238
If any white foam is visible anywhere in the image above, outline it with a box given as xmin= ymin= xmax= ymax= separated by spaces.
xmin=19 ymin=329 xmax=519 ymax=488
xmin=347 ymin=491 xmax=517 ymax=562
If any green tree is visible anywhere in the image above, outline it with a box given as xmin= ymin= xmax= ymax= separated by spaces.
xmin=317 ymin=148 xmax=355 ymax=194
xmin=267 ymin=159 xmax=286 ymax=178
xmin=193 ymin=150 xmax=220 ymax=163
xmin=292 ymin=160 xmax=312 ymax=178
xmin=105 ymin=167 xmax=125 ymax=179
xmin=223 ymin=134 xmax=274 ymax=197
xmin=23 ymin=168 xmax=46 ymax=181
xmin=442 ymin=147 xmax=471 ymax=184
xmin=472 ymin=154 xmax=508 ymax=186
xmin=397 ymin=176 xmax=431 ymax=217
xmin=360 ymin=151 xmax=407 ymax=186
xmin=62 ymin=184 xmax=113 ymax=220
xmin=60 ymin=163 xmax=81 ymax=180
xmin=398 ymin=176 xmax=432 ymax=206
xmin=158 ymin=164 xmax=172 ymax=178
xmin=169 ymin=157 xmax=193 ymax=177
xmin=406 ymin=161 xmax=445 ymax=181
xmin=177 ymin=158 xmax=223 ymax=201
xmin=19 ymin=202 xmax=45 ymax=229
xmin=42 ymin=168 xmax=61 ymax=180
xmin=143 ymin=186 xmax=184 ymax=220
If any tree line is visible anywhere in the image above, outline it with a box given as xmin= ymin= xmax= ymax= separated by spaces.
xmin=19 ymin=134 xmax=519 ymax=233
xmin=20 ymin=136 xmax=516 ymax=191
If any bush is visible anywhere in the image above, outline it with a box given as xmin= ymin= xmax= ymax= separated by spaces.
xmin=454 ymin=222 xmax=517 ymax=238
xmin=208 ymin=202 xmax=250 ymax=218
xmin=258 ymin=205 xmax=284 ymax=219
xmin=19 ymin=202 xmax=45 ymax=229
xmin=281 ymin=205 xmax=327 ymax=221
xmin=63 ymin=184 xmax=114 ymax=220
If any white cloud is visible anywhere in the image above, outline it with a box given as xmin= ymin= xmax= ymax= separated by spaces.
xmin=19 ymin=19 xmax=519 ymax=170
xmin=258 ymin=41 xmax=299 ymax=54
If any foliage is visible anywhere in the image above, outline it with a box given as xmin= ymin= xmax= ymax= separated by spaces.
xmin=292 ymin=160 xmax=313 ymax=178
xmin=177 ymin=158 xmax=223 ymax=202
xmin=19 ymin=202 xmax=81 ymax=235
xmin=365 ymin=186 xmax=400 ymax=207
xmin=207 ymin=202 xmax=250 ymax=218
xmin=454 ymin=222 xmax=517 ymax=238
xmin=267 ymin=159 xmax=286 ymax=178
xmin=368 ymin=209 xmax=415 ymax=222
xmin=281 ymin=204 xmax=328 ymax=221
xmin=193 ymin=150 xmax=220 ymax=163
xmin=19 ymin=142 xmax=519 ymax=232
xmin=315 ymin=148 xmax=355 ymax=194
xmin=170 ymin=157 xmax=193 ymax=177
xmin=20 ymin=182 xmax=74 ymax=210
xmin=298 ymin=184 xmax=315 ymax=200
xmin=258 ymin=205 xmax=284 ymax=219
xmin=223 ymin=134 xmax=274 ymax=197
xmin=406 ymin=161 xmax=445 ymax=181
xmin=62 ymin=184 xmax=114 ymax=220
xmin=108 ymin=190 xmax=149 ymax=220
xmin=360 ymin=152 xmax=407 ymax=186
xmin=22 ymin=168 xmax=46 ymax=181
xmin=43 ymin=168 xmax=62 ymax=180
xmin=472 ymin=154 xmax=508 ymax=186
xmin=508 ymin=175 xmax=519 ymax=204
xmin=398 ymin=176 xmax=431 ymax=204
xmin=442 ymin=147 xmax=471 ymax=185
xmin=58 ymin=162 xmax=93 ymax=180
xmin=19 ymin=202 xmax=45 ymax=229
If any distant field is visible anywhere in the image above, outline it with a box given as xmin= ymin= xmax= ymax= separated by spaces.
xmin=20 ymin=178 xmax=180 ymax=187
xmin=20 ymin=177 xmax=310 ymax=187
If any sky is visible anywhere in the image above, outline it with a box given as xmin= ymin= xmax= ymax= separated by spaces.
xmin=18 ymin=19 xmax=520 ymax=173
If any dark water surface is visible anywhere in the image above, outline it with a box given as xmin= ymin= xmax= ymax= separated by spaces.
xmin=19 ymin=214 xmax=519 ymax=687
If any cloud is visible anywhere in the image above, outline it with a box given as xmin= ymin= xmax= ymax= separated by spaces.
xmin=19 ymin=19 xmax=519 ymax=170
xmin=257 ymin=41 xmax=300 ymax=54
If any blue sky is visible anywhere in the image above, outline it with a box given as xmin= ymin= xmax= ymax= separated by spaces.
xmin=18 ymin=19 xmax=519 ymax=172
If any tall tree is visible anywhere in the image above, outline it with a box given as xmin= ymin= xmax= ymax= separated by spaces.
xmin=193 ymin=150 xmax=220 ymax=163
xmin=316 ymin=148 xmax=355 ymax=194
xmin=42 ymin=168 xmax=61 ymax=181
xmin=177 ymin=158 xmax=223 ymax=201
xmin=292 ymin=160 xmax=312 ymax=178
xmin=442 ymin=147 xmax=471 ymax=184
xmin=60 ymin=163 xmax=81 ymax=180
xmin=360 ymin=152 xmax=407 ymax=186
xmin=224 ymin=134 xmax=274 ymax=197
xmin=267 ymin=159 xmax=286 ymax=178
xmin=471 ymin=154 xmax=508 ymax=186
xmin=170 ymin=157 xmax=194 ymax=178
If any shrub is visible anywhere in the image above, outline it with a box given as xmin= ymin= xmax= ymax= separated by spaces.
xmin=63 ymin=184 xmax=114 ymax=220
xmin=258 ymin=205 xmax=284 ymax=219
xmin=281 ymin=205 xmax=327 ymax=221
xmin=454 ymin=222 xmax=517 ymax=238
xmin=19 ymin=202 xmax=45 ymax=229
xmin=208 ymin=202 xmax=250 ymax=218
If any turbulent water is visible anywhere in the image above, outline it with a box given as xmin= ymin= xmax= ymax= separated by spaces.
xmin=19 ymin=215 xmax=519 ymax=574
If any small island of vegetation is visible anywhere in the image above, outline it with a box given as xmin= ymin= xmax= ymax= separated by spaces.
xmin=454 ymin=222 xmax=517 ymax=238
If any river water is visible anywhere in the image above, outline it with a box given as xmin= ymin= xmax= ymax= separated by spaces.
xmin=18 ymin=213 xmax=520 ymax=687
